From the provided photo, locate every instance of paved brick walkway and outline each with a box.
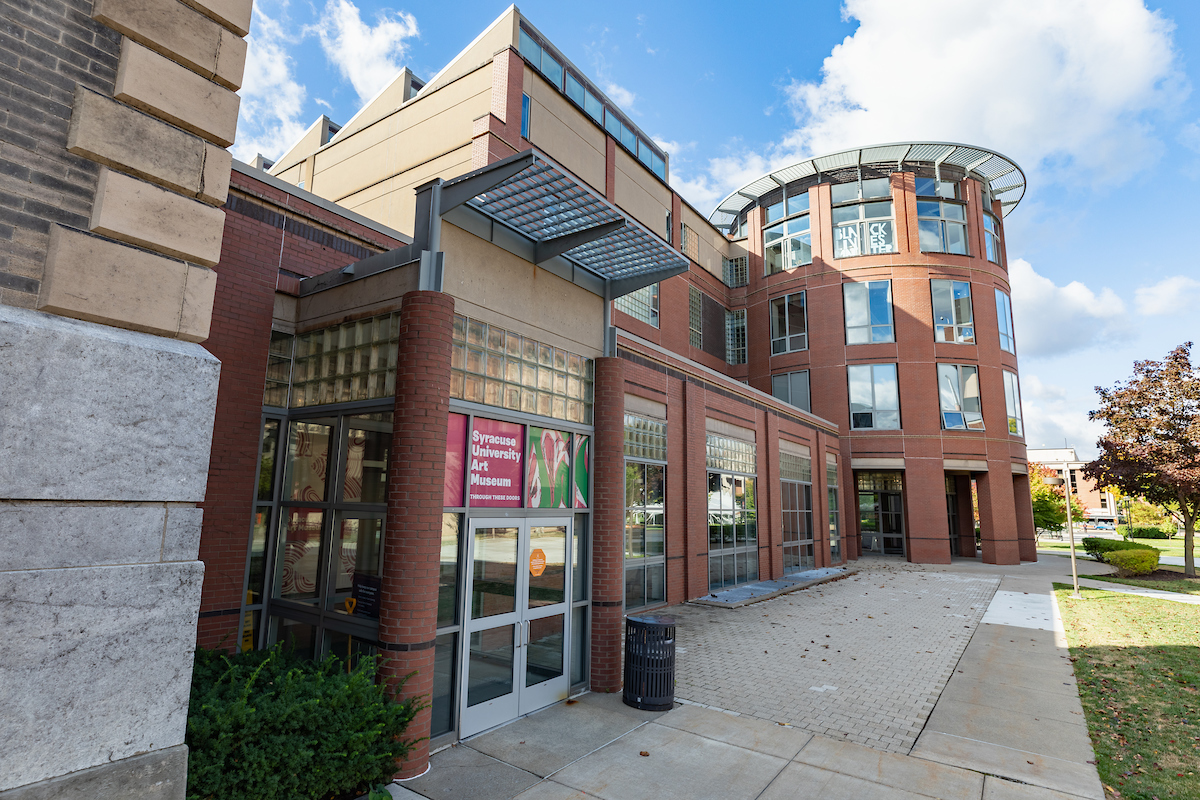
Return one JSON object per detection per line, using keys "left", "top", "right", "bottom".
{"left": 669, "top": 560, "right": 1001, "bottom": 753}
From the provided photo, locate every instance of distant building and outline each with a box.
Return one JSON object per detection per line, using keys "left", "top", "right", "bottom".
{"left": 1027, "top": 448, "right": 1117, "bottom": 525}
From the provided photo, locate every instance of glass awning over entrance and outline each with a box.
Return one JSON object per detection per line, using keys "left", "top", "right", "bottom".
{"left": 437, "top": 150, "right": 688, "bottom": 299}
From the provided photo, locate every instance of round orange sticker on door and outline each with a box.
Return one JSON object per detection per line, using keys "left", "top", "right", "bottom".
{"left": 529, "top": 548, "right": 547, "bottom": 577}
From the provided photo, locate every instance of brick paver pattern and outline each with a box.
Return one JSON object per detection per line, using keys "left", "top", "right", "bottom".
{"left": 669, "top": 561, "right": 1001, "bottom": 754}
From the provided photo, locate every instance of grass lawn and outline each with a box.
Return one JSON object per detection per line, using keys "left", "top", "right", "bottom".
{"left": 1085, "top": 572, "right": 1200, "bottom": 596}
{"left": 1039, "top": 537, "right": 1198, "bottom": 561}
{"left": 1055, "top": 585, "right": 1200, "bottom": 800}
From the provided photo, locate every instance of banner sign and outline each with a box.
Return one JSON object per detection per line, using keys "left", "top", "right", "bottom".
{"left": 574, "top": 434, "right": 590, "bottom": 508}
{"left": 527, "top": 427, "right": 572, "bottom": 508}
{"left": 469, "top": 418, "right": 523, "bottom": 507}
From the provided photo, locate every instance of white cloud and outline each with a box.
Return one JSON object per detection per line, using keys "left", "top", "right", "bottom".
{"left": 232, "top": 9, "right": 308, "bottom": 163}
{"left": 603, "top": 81, "right": 636, "bottom": 110}
{"left": 1021, "top": 386, "right": 1105, "bottom": 459}
{"left": 1134, "top": 275, "right": 1200, "bottom": 316}
{"left": 1021, "top": 375, "right": 1067, "bottom": 402}
{"left": 1009, "top": 259, "right": 1128, "bottom": 357}
{"left": 315, "top": 0, "right": 419, "bottom": 105}
{"left": 670, "top": 0, "right": 1183, "bottom": 212}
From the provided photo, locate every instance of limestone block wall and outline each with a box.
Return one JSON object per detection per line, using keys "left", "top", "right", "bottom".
{"left": 0, "top": 0, "right": 252, "bottom": 796}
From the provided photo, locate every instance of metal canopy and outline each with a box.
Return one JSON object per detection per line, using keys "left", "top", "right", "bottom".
{"left": 440, "top": 150, "right": 688, "bottom": 298}
{"left": 708, "top": 141, "right": 1026, "bottom": 229}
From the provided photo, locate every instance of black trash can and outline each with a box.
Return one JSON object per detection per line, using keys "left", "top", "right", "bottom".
{"left": 623, "top": 614, "right": 676, "bottom": 711}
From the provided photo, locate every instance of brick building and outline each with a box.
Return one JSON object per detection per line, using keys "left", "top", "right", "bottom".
{"left": 182, "top": 6, "right": 1037, "bottom": 779}
{"left": 1027, "top": 448, "right": 1118, "bottom": 526}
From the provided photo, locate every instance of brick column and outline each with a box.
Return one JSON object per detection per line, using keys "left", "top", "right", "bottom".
{"left": 904, "top": 457, "right": 952, "bottom": 564}
{"left": 683, "top": 380, "right": 709, "bottom": 598}
{"left": 378, "top": 290, "right": 455, "bottom": 779}
{"left": 1013, "top": 472, "right": 1037, "bottom": 562}
{"left": 954, "top": 475, "right": 976, "bottom": 557}
{"left": 590, "top": 355, "right": 626, "bottom": 692}
{"left": 977, "top": 466, "right": 1020, "bottom": 565}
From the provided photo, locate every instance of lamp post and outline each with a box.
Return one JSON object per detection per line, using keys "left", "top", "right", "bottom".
{"left": 1047, "top": 475, "right": 1082, "bottom": 598}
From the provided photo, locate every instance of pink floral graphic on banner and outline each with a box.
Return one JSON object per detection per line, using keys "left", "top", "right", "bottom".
{"left": 527, "top": 426, "right": 572, "bottom": 508}
{"left": 469, "top": 418, "right": 523, "bottom": 507}
{"left": 444, "top": 413, "right": 467, "bottom": 506}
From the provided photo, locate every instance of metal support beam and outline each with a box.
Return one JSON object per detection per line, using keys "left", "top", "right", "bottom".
{"left": 437, "top": 151, "right": 538, "bottom": 213}
{"left": 534, "top": 219, "right": 625, "bottom": 265}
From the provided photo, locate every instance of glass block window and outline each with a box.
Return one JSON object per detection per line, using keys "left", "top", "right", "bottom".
{"left": 771, "top": 371, "right": 810, "bottom": 412}
{"left": 706, "top": 434, "right": 756, "bottom": 473}
{"left": 931, "top": 280, "right": 975, "bottom": 343}
{"left": 689, "top": 286, "right": 702, "bottom": 348}
{"left": 996, "top": 289, "right": 1016, "bottom": 353}
{"left": 844, "top": 280, "right": 894, "bottom": 344}
{"left": 779, "top": 451, "right": 812, "bottom": 483}
{"left": 827, "top": 454, "right": 841, "bottom": 562}
{"left": 1004, "top": 371, "right": 1023, "bottom": 436}
{"left": 680, "top": 224, "right": 699, "bottom": 260}
{"left": 725, "top": 309, "right": 747, "bottom": 365}
{"left": 723, "top": 255, "right": 748, "bottom": 288}
{"left": 624, "top": 414, "right": 667, "bottom": 461}
{"left": 615, "top": 284, "right": 660, "bottom": 328}
{"left": 770, "top": 291, "right": 807, "bottom": 354}
{"left": 290, "top": 312, "right": 400, "bottom": 408}
{"left": 264, "top": 331, "right": 295, "bottom": 407}
{"left": 450, "top": 314, "right": 594, "bottom": 424}
{"left": 707, "top": 472, "right": 758, "bottom": 591}
{"left": 857, "top": 471, "right": 902, "bottom": 492}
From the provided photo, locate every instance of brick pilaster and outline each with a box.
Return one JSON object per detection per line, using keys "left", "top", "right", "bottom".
{"left": 590, "top": 355, "right": 625, "bottom": 692}
{"left": 378, "top": 290, "right": 455, "bottom": 778}
{"left": 977, "top": 465, "right": 1020, "bottom": 565}
{"left": 1013, "top": 472, "right": 1037, "bottom": 562}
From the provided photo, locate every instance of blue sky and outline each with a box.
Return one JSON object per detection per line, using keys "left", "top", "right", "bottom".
{"left": 235, "top": 0, "right": 1200, "bottom": 459}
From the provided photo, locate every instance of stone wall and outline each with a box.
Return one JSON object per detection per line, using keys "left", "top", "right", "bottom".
{"left": 0, "top": 0, "right": 252, "bottom": 796}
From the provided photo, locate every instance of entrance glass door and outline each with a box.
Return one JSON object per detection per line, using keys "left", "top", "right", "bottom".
{"left": 461, "top": 518, "right": 571, "bottom": 737}
{"left": 859, "top": 491, "right": 905, "bottom": 555}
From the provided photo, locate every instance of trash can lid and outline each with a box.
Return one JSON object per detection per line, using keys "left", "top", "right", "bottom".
{"left": 627, "top": 614, "right": 675, "bottom": 626}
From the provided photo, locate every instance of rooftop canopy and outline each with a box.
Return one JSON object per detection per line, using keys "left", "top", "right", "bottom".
{"left": 708, "top": 141, "right": 1025, "bottom": 231}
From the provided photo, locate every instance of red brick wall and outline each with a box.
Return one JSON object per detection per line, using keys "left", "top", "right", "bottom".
{"left": 591, "top": 356, "right": 626, "bottom": 692}
{"left": 196, "top": 168, "right": 405, "bottom": 651}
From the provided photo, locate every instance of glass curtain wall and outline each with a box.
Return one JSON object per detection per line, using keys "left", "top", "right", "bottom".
{"left": 706, "top": 434, "right": 758, "bottom": 591}
{"left": 624, "top": 414, "right": 667, "bottom": 610}
{"left": 780, "top": 450, "right": 814, "bottom": 573}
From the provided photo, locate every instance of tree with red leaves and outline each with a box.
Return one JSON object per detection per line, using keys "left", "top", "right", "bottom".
{"left": 1083, "top": 343, "right": 1200, "bottom": 576}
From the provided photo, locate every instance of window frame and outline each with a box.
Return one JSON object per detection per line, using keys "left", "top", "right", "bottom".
{"left": 916, "top": 199, "right": 968, "bottom": 255}
{"left": 624, "top": 459, "right": 666, "bottom": 611}
{"left": 995, "top": 289, "right": 1015, "bottom": 353}
{"left": 930, "top": 279, "right": 975, "bottom": 344}
{"left": 983, "top": 212, "right": 1002, "bottom": 263}
{"left": 936, "top": 363, "right": 984, "bottom": 430}
{"left": 769, "top": 291, "right": 808, "bottom": 355}
{"left": 847, "top": 363, "right": 900, "bottom": 430}
{"left": 771, "top": 370, "right": 811, "bottom": 412}
{"left": 726, "top": 309, "right": 747, "bottom": 365}
{"left": 520, "top": 94, "right": 530, "bottom": 139}
{"left": 830, "top": 177, "right": 896, "bottom": 259}
{"left": 1003, "top": 370, "right": 1023, "bottom": 436}
{"left": 843, "top": 280, "right": 894, "bottom": 344}
{"left": 614, "top": 284, "right": 660, "bottom": 329}
{"left": 763, "top": 190, "right": 812, "bottom": 274}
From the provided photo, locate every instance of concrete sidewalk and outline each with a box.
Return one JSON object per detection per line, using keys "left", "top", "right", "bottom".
{"left": 394, "top": 558, "right": 1108, "bottom": 800}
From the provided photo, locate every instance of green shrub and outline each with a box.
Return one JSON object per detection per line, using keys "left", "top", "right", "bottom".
{"left": 1081, "top": 537, "right": 1158, "bottom": 561}
{"left": 1104, "top": 547, "right": 1160, "bottom": 576}
{"left": 1126, "top": 526, "right": 1174, "bottom": 540}
{"left": 186, "top": 646, "right": 423, "bottom": 800}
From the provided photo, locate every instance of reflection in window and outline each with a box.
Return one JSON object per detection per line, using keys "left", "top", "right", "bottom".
{"left": 764, "top": 215, "right": 811, "bottom": 274}
{"left": 827, "top": 455, "right": 841, "bottom": 562}
{"left": 707, "top": 471, "right": 758, "bottom": 591}
{"left": 520, "top": 94, "right": 530, "bottom": 138}
{"left": 996, "top": 289, "right": 1016, "bottom": 353}
{"left": 780, "top": 451, "right": 814, "bottom": 574}
{"left": 983, "top": 213, "right": 1002, "bottom": 263}
{"left": 847, "top": 364, "right": 900, "bottom": 430}
{"left": 624, "top": 461, "right": 665, "bottom": 610}
{"left": 832, "top": 201, "right": 895, "bottom": 258}
{"left": 843, "top": 280, "right": 894, "bottom": 344}
{"left": 1004, "top": 371, "right": 1024, "bottom": 436}
{"left": 917, "top": 200, "right": 968, "bottom": 254}
{"left": 771, "top": 371, "right": 810, "bottom": 412}
{"left": 931, "top": 280, "right": 975, "bottom": 343}
{"left": 769, "top": 292, "right": 807, "bottom": 354}
{"left": 937, "top": 364, "right": 983, "bottom": 430}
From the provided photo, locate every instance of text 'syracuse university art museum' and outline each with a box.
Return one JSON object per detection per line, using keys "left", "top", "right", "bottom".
{"left": 0, "top": 3, "right": 1036, "bottom": 793}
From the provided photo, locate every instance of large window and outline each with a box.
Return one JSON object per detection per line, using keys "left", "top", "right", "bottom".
{"left": 831, "top": 178, "right": 895, "bottom": 258}
{"left": 771, "top": 371, "right": 810, "bottom": 412}
{"left": 707, "top": 434, "right": 757, "bottom": 591}
{"left": 769, "top": 291, "right": 807, "bottom": 354}
{"left": 827, "top": 454, "right": 841, "bottom": 562}
{"left": 726, "top": 309, "right": 746, "bottom": 365}
{"left": 917, "top": 200, "right": 967, "bottom": 254}
{"left": 764, "top": 191, "right": 811, "bottom": 274}
{"left": 520, "top": 94, "right": 530, "bottom": 139}
{"left": 723, "top": 255, "right": 748, "bottom": 288}
{"left": 847, "top": 363, "right": 900, "bottom": 430}
{"left": 996, "top": 289, "right": 1015, "bottom": 353}
{"left": 625, "top": 414, "right": 666, "bottom": 610}
{"left": 688, "top": 286, "right": 702, "bottom": 348}
{"left": 983, "top": 213, "right": 1001, "bottom": 263}
{"left": 615, "top": 284, "right": 659, "bottom": 328}
{"left": 937, "top": 364, "right": 983, "bottom": 430}
{"left": 780, "top": 450, "right": 813, "bottom": 574}
{"left": 843, "top": 280, "right": 894, "bottom": 344}
{"left": 1003, "top": 371, "right": 1023, "bottom": 436}
{"left": 931, "top": 279, "right": 975, "bottom": 343}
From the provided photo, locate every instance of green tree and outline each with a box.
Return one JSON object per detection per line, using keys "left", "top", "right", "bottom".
{"left": 1083, "top": 343, "right": 1200, "bottom": 576}
{"left": 1030, "top": 462, "right": 1086, "bottom": 532}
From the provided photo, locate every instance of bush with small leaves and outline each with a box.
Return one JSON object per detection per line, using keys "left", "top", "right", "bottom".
{"left": 1081, "top": 537, "right": 1158, "bottom": 562}
{"left": 1103, "top": 547, "right": 1160, "bottom": 576}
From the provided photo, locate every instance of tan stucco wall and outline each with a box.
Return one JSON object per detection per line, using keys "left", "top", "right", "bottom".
{"left": 613, "top": 147, "right": 671, "bottom": 239}
{"left": 681, "top": 203, "right": 732, "bottom": 279}
{"left": 442, "top": 222, "right": 603, "bottom": 357}
{"left": 340, "top": 145, "right": 474, "bottom": 235}
{"left": 524, "top": 67, "right": 606, "bottom": 193}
